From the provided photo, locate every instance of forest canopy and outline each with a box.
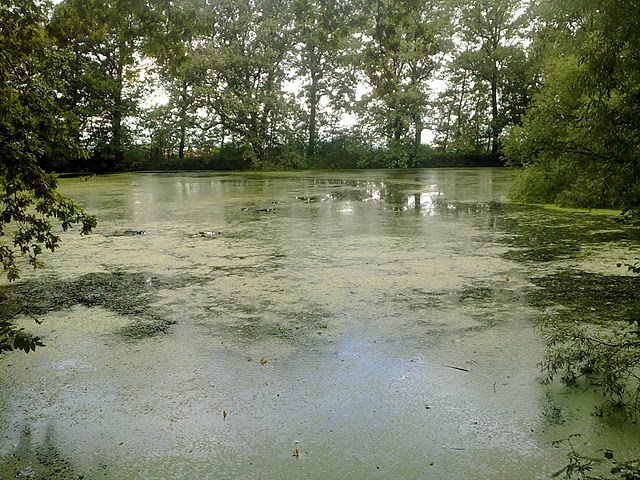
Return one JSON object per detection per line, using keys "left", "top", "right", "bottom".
{"left": 1, "top": 0, "right": 639, "bottom": 214}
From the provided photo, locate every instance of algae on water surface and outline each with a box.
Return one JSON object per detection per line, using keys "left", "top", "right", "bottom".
{"left": 1, "top": 169, "right": 639, "bottom": 480}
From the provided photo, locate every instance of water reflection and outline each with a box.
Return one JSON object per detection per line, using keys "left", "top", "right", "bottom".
{"left": 405, "top": 191, "right": 444, "bottom": 215}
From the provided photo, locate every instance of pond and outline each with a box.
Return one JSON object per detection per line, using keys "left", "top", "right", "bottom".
{"left": 1, "top": 168, "right": 639, "bottom": 479}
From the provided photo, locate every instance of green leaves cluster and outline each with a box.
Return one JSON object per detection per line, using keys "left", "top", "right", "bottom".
{"left": 1, "top": 0, "right": 538, "bottom": 170}
{"left": 0, "top": 315, "right": 44, "bottom": 354}
{"left": 431, "top": 0, "right": 534, "bottom": 155}
{"left": 551, "top": 435, "right": 640, "bottom": 480}
{"left": 538, "top": 315, "right": 640, "bottom": 416}
{"left": 504, "top": 0, "right": 640, "bottom": 212}
{"left": 1, "top": 0, "right": 97, "bottom": 352}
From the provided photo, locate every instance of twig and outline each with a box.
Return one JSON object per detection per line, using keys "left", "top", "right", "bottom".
{"left": 445, "top": 365, "right": 469, "bottom": 372}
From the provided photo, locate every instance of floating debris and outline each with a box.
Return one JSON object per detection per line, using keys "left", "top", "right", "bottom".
{"left": 111, "top": 230, "right": 147, "bottom": 237}
{"left": 188, "top": 231, "right": 221, "bottom": 238}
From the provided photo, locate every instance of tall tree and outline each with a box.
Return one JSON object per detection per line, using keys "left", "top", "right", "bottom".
{"left": 359, "top": 0, "right": 450, "bottom": 165}
{"left": 454, "top": 0, "right": 529, "bottom": 154}
{"left": 431, "top": 62, "right": 493, "bottom": 153}
{"left": 292, "top": 0, "right": 360, "bottom": 157}
{"left": 145, "top": 0, "right": 208, "bottom": 159}
{"left": 49, "top": 0, "right": 149, "bottom": 171}
{"left": 200, "top": 0, "right": 297, "bottom": 168}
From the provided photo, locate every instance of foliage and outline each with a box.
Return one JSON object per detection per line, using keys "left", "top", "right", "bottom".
{"left": 504, "top": 0, "right": 640, "bottom": 211}
{"left": 49, "top": 0, "right": 151, "bottom": 171}
{"left": 551, "top": 435, "right": 640, "bottom": 480}
{"left": 30, "top": 0, "right": 545, "bottom": 170}
{"left": 0, "top": 312, "right": 45, "bottom": 354}
{"left": 1, "top": 0, "right": 96, "bottom": 353}
{"left": 432, "top": 0, "right": 533, "bottom": 155}
{"left": 358, "top": 0, "right": 451, "bottom": 164}
{"left": 538, "top": 314, "right": 640, "bottom": 416}
{"left": 292, "top": 0, "right": 360, "bottom": 157}
{"left": 533, "top": 269, "right": 640, "bottom": 419}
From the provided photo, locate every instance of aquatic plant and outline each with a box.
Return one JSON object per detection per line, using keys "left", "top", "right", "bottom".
{"left": 532, "top": 270, "right": 640, "bottom": 417}
{"left": 539, "top": 266, "right": 640, "bottom": 479}
{"left": 538, "top": 315, "right": 640, "bottom": 416}
{"left": 552, "top": 435, "right": 640, "bottom": 480}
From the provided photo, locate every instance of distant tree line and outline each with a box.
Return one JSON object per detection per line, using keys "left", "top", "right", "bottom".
{"left": 7, "top": 0, "right": 532, "bottom": 172}
{"left": 2, "top": 0, "right": 640, "bottom": 211}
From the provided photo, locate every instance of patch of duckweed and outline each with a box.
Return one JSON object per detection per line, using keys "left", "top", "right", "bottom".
{"left": 458, "top": 284, "right": 494, "bottom": 301}
{"left": 0, "top": 272, "right": 152, "bottom": 318}
{"left": 394, "top": 288, "right": 444, "bottom": 310}
{"left": 199, "top": 300, "right": 332, "bottom": 342}
{"left": 495, "top": 205, "right": 640, "bottom": 263}
{"left": 0, "top": 271, "right": 189, "bottom": 338}
{"left": 228, "top": 317, "right": 296, "bottom": 341}
{"left": 541, "top": 393, "right": 567, "bottom": 426}
{"left": 527, "top": 270, "right": 640, "bottom": 325}
{"left": 117, "top": 315, "right": 178, "bottom": 339}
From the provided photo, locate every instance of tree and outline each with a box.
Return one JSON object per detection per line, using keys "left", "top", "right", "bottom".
{"left": 359, "top": 0, "right": 450, "bottom": 165}
{"left": 292, "top": 0, "right": 360, "bottom": 158}
{"left": 49, "top": 0, "right": 150, "bottom": 171}
{"left": 431, "top": 62, "right": 493, "bottom": 153}
{"left": 197, "top": 0, "right": 298, "bottom": 168}
{"left": 1, "top": 0, "right": 96, "bottom": 352}
{"left": 504, "top": 0, "right": 640, "bottom": 212}
{"left": 144, "top": 0, "right": 209, "bottom": 159}
{"left": 446, "top": 0, "right": 530, "bottom": 155}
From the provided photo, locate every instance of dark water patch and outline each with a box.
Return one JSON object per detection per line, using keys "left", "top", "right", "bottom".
{"left": 199, "top": 301, "right": 331, "bottom": 343}
{"left": 241, "top": 207, "right": 278, "bottom": 214}
{"left": 0, "top": 272, "right": 153, "bottom": 318}
{"left": 493, "top": 205, "right": 640, "bottom": 263}
{"left": 117, "top": 315, "right": 178, "bottom": 339}
{"left": 187, "top": 231, "right": 222, "bottom": 239}
{"left": 108, "top": 229, "right": 149, "bottom": 237}
{"left": 541, "top": 393, "right": 568, "bottom": 426}
{"left": 527, "top": 270, "right": 640, "bottom": 325}
{"left": 0, "top": 272, "right": 202, "bottom": 339}
{"left": 393, "top": 281, "right": 521, "bottom": 333}
{"left": 459, "top": 284, "right": 494, "bottom": 302}
{"left": 221, "top": 317, "right": 297, "bottom": 341}
{"left": 293, "top": 195, "right": 322, "bottom": 203}
{"left": 395, "top": 282, "right": 510, "bottom": 310}
{"left": 0, "top": 425, "right": 84, "bottom": 480}
{"left": 394, "top": 289, "right": 445, "bottom": 311}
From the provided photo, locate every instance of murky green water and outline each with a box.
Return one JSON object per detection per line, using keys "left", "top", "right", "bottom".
{"left": 1, "top": 168, "right": 639, "bottom": 479}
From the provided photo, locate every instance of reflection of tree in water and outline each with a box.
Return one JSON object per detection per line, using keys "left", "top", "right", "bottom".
{"left": 2, "top": 424, "right": 83, "bottom": 480}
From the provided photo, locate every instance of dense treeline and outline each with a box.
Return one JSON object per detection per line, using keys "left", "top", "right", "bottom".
{"left": 504, "top": 0, "right": 640, "bottom": 220}
{"left": 3, "top": 0, "right": 534, "bottom": 173}
{"left": 2, "top": 0, "right": 640, "bottom": 211}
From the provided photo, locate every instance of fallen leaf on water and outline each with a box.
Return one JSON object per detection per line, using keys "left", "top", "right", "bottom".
{"left": 223, "top": 410, "right": 227, "bottom": 420}
{"left": 260, "top": 358, "right": 268, "bottom": 365}
{"left": 292, "top": 448, "right": 300, "bottom": 458}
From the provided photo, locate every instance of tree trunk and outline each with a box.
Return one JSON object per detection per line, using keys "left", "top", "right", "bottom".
{"left": 307, "top": 47, "right": 319, "bottom": 158}
{"left": 178, "top": 78, "right": 188, "bottom": 159}
{"left": 111, "top": 48, "right": 125, "bottom": 169}
{"left": 413, "top": 114, "right": 422, "bottom": 155}
{"left": 490, "top": 62, "right": 499, "bottom": 154}
{"left": 308, "top": 71, "right": 318, "bottom": 157}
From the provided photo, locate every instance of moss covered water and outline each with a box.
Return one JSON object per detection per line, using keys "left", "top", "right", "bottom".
{"left": 1, "top": 168, "right": 639, "bottom": 479}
